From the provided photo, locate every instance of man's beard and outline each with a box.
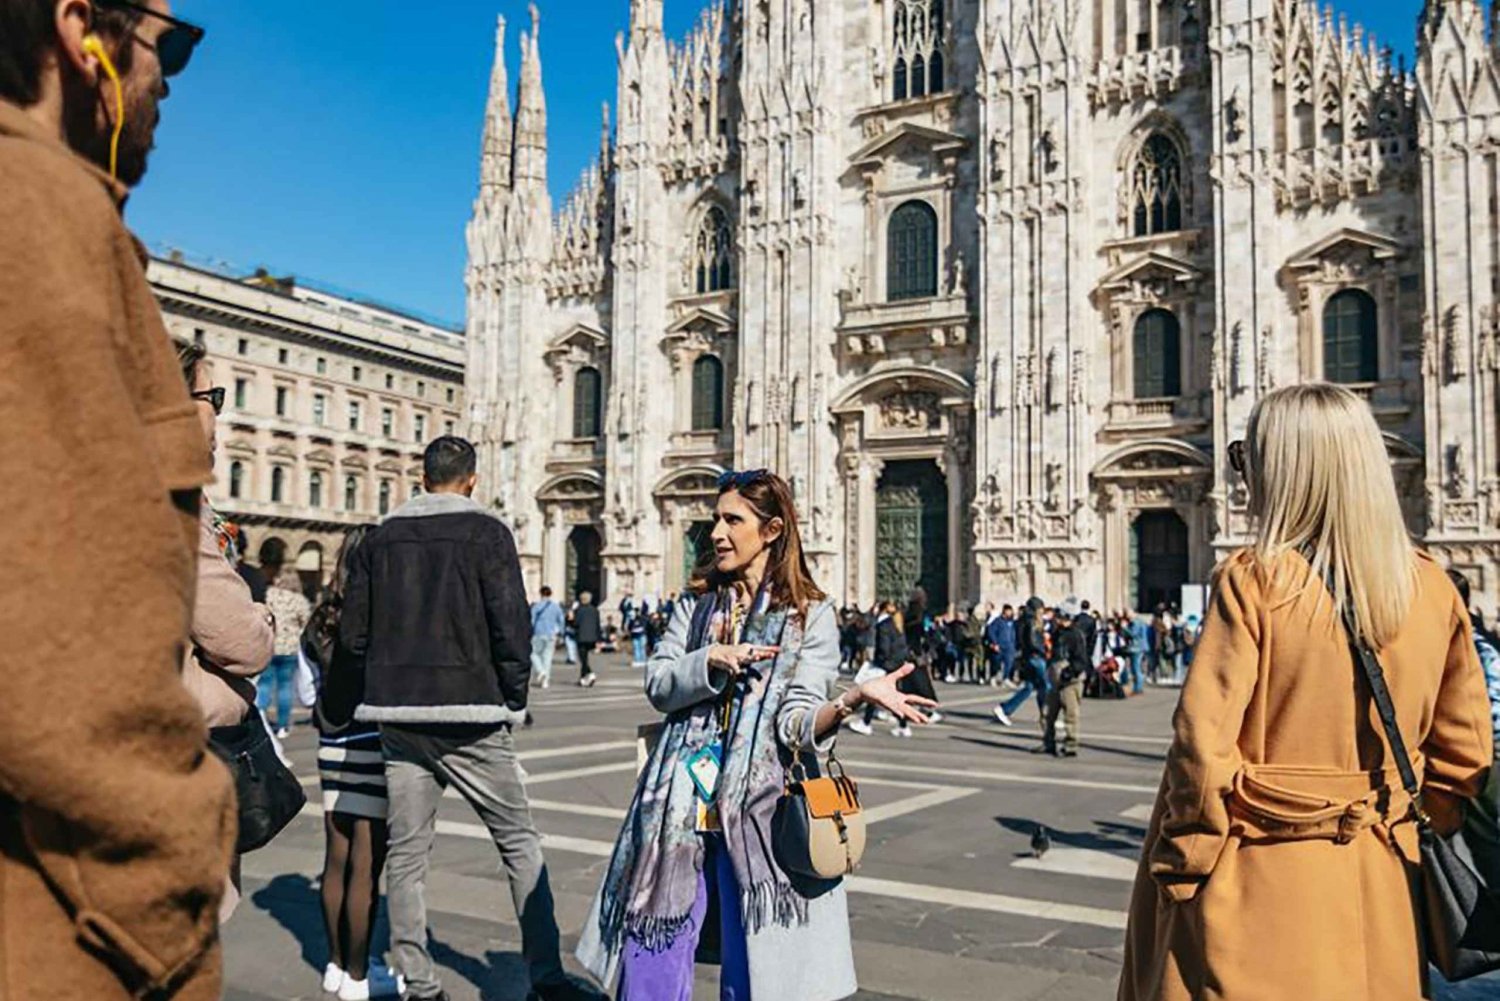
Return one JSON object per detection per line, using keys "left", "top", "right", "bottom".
{"left": 62, "top": 58, "right": 161, "bottom": 188}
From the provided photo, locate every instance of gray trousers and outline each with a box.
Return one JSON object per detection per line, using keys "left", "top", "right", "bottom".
{"left": 381, "top": 724, "right": 564, "bottom": 997}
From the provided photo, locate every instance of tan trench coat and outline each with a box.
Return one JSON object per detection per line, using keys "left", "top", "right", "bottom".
{"left": 1120, "top": 550, "right": 1492, "bottom": 1001}
{"left": 0, "top": 100, "right": 235, "bottom": 1000}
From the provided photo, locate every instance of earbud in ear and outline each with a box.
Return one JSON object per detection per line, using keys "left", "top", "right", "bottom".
{"left": 82, "top": 34, "right": 105, "bottom": 59}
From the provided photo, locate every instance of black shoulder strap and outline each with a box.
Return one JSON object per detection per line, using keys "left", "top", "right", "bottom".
{"left": 1344, "top": 615, "right": 1432, "bottom": 830}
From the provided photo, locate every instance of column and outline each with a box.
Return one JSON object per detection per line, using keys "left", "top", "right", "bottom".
{"left": 856, "top": 455, "right": 883, "bottom": 607}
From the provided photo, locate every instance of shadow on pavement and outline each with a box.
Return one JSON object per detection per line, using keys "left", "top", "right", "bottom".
{"left": 993, "top": 816, "right": 1145, "bottom": 858}
{"left": 428, "top": 937, "right": 529, "bottom": 1001}
{"left": 249, "top": 872, "right": 391, "bottom": 978}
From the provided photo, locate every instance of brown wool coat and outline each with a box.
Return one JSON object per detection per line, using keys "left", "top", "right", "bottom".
{"left": 1120, "top": 550, "right": 1493, "bottom": 1001}
{"left": 0, "top": 100, "right": 235, "bottom": 1000}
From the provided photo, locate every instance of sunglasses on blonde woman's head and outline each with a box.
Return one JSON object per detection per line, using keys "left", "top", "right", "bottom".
{"left": 1228, "top": 439, "right": 1247, "bottom": 475}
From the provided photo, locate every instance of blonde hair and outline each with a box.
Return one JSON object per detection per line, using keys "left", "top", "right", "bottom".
{"left": 1245, "top": 383, "right": 1416, "bottom": 648}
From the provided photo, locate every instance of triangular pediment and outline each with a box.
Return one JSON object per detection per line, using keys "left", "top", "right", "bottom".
{"left": 1098, "top": 252, "right": 1205, "bottom": 292}
{"left": 223, "top": 439, "right": 256, "bottom": 456}
{"left": 374, "top": 459, "right": 404, "bottom": 474}
{"left": 666, "top": 305, "right": 734, "bottom": 336}
{"left": 850, "top": 122, "right": 968, "bottom": 167}
{"left": 545, "top": 322, "right": 608, "bottom": 355}
{"left": 1285, "top": 228, "right": 1401, "bottom": 271}
{"left": 306, "top": 448, "right": 335, "bottom": 466}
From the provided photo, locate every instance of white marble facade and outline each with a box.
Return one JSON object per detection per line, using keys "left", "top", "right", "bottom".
{"left": 464, "top": 0, "right": 1500, "bottom": 615}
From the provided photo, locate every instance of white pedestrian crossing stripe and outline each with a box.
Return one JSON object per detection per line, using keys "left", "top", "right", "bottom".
{"left": 1011, "top": 846, "right": 1139, "bottom": 883}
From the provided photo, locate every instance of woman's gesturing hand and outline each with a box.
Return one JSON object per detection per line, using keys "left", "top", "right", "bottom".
{"left": 706, "top": 643, "right": 781, "bottom": 680}
{"left": 857, "top": 663, "right": 938, "bottom": 724}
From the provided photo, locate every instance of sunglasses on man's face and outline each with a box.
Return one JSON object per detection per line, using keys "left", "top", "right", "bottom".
{"left": 191, "top": 386, "right": 225, "bottom": 414}
{"left": 95, "top": 0, "right": 205, "bottom": 77}
{"left": 717, "top": 469, "right": 771, "bottom": 492}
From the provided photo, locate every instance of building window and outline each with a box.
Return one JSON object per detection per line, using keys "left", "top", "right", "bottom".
{"left": 348, "top": 400, "right": 361, "bottom": 431}
{"left": 691, "top": 356, "right": 725, "bottom": 431}
{"left": 237, "top": 338, "right": 248, "bottom": 356}
{"left": 193, "top": 327, "right": 206, "bottom": 346}
{"left": 352, "top": 365, "right": 362, "bottom": 382}
{"left": 381, "top": 407, "right": 394, "bottom": 437}
{"left": 417, "top": 380, "right": 426, "bottom": 397}
{"left": 275, "top": 386, "right": 289, "bottom": 417}
{"left": 891, "top": 0, "right": 948, "bottom": 101}
{"left": 573, "top": 367, "right": 603, "bottom": 438}
{"left": 1133, "top": 309, "right": 1182, "bottom": 398}
{"left": 234, "top": 378, "right": 248, "bottom": 410}
{"left": 271, "top": 466, "right": 285, "bottom": 503}
{"left": 385, "top": 373, "right": 394, "bottom": 390}
{"left": 278, "top": 348, "right": 288, "bottom": 365}
{"left": 229, "top": 461, "right": 244, "bottom": 499}
{"left": 313, "top": 393, "right": 327, "bottom": 426}
{"left": 411, "top": 481, "right": 422, "bottom": 497}
{"left": 316, "top": 357, "right": 327, "bottom": 375}
{"left": 1129, "top": 134, "right": 1184, "bottom": 237}
{"left": 414, "top": 414, "right": 426, "bottom": 443}
{"left": 446, "top": 387, "right": 455, "bottom": 403}
{"left": 693, "top": 206, "right": 733, "bottom": 293}
{"left": 378, "top": 480, "right": 391, "bottom": 515}
{"left": 309, "top": 471, "right": 324, "bottom": 508}
{"left": 444, "top": 419, "right": 455, "bottom": 436}
{"left": 344, "top": 476, "right": 358, "bottom": 512}
{"left": 1323, "top": 289, "right": 1378, "bottom": 384}
{"left": 887, "top": 200, "right": 939, "bottom": 301}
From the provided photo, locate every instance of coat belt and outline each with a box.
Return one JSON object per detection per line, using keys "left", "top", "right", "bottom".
{"left": 1226, "top": 763, "right": 1415, "bottom": 845}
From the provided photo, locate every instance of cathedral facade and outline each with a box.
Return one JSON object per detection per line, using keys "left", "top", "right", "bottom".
{"left": 464, "top": 0, "right": 1500, "bottom": 614}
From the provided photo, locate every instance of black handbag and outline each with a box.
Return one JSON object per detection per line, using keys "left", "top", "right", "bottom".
{"left": 1346, "top": 622, "right": 1500, "bottom": 981}
{"left": 208, "top": 707, "right": 307, "bottom": 853}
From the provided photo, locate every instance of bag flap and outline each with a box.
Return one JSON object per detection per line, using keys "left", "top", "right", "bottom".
{"left": 800, "top": 776, "right": 861, "bottom": 819}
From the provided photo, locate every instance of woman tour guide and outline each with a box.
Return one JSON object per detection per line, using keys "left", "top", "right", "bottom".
{"left": 1120, "top": 383, "right": 1493, "bottom": 999}
{"left": 578, "top": 469, "right": 935, "bottom": 1000}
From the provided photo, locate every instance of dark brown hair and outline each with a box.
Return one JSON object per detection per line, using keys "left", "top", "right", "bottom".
{"left": 0, "top": 1, "right": 137, "bottom": 106}
{"left": 688, "top": 471, "right": 826, "bottom": 615}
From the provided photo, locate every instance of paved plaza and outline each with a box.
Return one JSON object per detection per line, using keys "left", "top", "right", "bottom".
{"left": 221, "top": 653, "right": 1500, "bottom": 1001}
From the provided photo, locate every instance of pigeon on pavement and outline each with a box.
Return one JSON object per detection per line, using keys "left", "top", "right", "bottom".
{"left": 1031, "top": 824, "right": 1051, "bottom": 859}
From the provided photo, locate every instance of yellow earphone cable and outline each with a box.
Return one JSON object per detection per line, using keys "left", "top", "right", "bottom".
{"left": 84, "top": 36, "right": 124, "bottom": 180}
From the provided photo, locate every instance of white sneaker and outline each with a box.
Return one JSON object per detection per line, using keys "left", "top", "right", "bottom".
{"left": 943, "top": 673, "right": 957, "bottom": 684}
{"left": 846, "top": 718, "right": 874, "bottom": 736}
{"left": 891, "top": 725, "right": 912, "bottom": 738}
{"left": 338, "top": 967, "right": 401, "bottom": 1000}
{"left": 541, "top": 678, "right": 550, "bottom": 689}
{"left": 993, "top": 705, "right": 1014, "bottom": 727}
{"left": 926, "top": 711, "right": 943, "bottom": 724}
{"left": 323, "top": 963, "right": 344, "bottom": 993}
{"left": 275, "top": 727, "right": 291, "bottom": 740}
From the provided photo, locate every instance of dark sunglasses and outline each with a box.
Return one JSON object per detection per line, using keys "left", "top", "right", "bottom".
{"left": 191, "top": 386, "right": 226, "bottom": 414}
{"left": 1228, "top": 439, "right": 1246, "bottom": 475}
{"left": 95, "top": 0, "right": 205, "bottom": 77}
{"left": 717, "top": 469, "right": 771, "bottom": 492}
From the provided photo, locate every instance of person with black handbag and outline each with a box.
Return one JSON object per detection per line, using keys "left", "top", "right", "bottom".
{"left": 1120, "top": 383, "right": 1494, "bottom": 1000}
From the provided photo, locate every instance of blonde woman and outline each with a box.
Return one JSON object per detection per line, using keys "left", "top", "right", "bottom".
{"left": 1120, "top": 383, "right": 1493, "bottom": 1000}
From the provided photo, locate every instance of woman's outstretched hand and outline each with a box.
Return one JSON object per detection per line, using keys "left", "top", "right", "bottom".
{"left": 706, "top": 643, "right": 781, "bottom": 680}
{"left": 857, "top": 663, "right": 938, "bottom": 725}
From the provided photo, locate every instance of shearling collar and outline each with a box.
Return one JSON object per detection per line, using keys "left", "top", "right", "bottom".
{"left": 382, "top": 491, "right": 489, "bottom": 522}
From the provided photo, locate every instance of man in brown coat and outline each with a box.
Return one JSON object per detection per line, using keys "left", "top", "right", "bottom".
{"left": 0, "top": 2, "right": 234, "bottom": 999}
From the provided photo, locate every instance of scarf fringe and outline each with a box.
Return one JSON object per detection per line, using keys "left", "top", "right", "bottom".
{"left": 622, "top": 908, "right": 696, "bottom": 954}
{"left": 741, "top": 877, "right": 811, "bottom": 936}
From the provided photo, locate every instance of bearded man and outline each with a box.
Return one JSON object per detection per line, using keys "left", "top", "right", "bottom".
{"left": 0, "top": 3, "right": 233, "bottom": 1000}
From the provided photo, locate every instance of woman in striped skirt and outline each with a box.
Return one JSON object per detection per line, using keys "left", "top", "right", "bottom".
{"left": 303, "top": 525, "right": 397, "bottom": 1000}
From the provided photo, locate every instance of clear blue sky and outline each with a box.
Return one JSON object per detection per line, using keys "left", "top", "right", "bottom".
{"left": 131, "top": 1, "right": 1425, "bottom": 328}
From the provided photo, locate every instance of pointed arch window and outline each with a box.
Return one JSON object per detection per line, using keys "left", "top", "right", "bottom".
{"left": 573, "top": 366, "right": 602, "bottom": 438}
{"left": 691, "top": 356, "right": 725, "bottom": 431}
{"left": 887, "top": 200, "right": 939, "bottom": 301}
{"left": 693, "top": 206, "right": 733, "bottom": 294}
{"left": 1129, "top": 134, "right": 1184, "bottom": 237}
{"left": 1323, "top": 289, "right": 1378, "bottom": 384}
{"left": 1133, "top": 309, "right": 1182, "bottom": 398}
{"left": 890, "top": 0, "right": 948, "bottom": 101}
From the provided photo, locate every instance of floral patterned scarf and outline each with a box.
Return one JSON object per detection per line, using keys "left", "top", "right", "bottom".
{"left": 594, "top": 587, "right": 809, "bottom": 955}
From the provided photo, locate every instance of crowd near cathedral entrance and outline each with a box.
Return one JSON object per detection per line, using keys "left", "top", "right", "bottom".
{"left": 463, "top": 0, "right": 1500, "bottom": 616}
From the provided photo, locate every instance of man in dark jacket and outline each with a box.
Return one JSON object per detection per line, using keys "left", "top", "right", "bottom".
{"left": 986, "top": 604, "right": 1018, "bottom": 685}
{"left": 1076, "top": 599, "right": 1099, "bottom": 663}
{"left": 994, "top": 597, "right": 1052, "bottom": 730}
{"left": 1043, "top": 602, "right": 1091, "bottom": 757}
{"left": 571, "top": 590, "right": 601, "bottom": 687}
{"left": 341, "top": 437, "right": 594, "bottom": 1001}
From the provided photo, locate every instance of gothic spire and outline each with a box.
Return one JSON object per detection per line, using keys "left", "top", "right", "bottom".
{"left": 513, "top": 2, "right": 548, "bottom": 190}
{"left": 630, "top": 0, "right": 663, "bottom": 38}
{"left": 479, "top": 15, "right": 512, "bottom": 194}
{"left": 599, "top": 101, "right": 612, "bottom": 170}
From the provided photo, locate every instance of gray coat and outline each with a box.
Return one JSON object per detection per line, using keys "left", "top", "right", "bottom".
{"left": 576, "top": 597, "right": 859, "bottom": 1000}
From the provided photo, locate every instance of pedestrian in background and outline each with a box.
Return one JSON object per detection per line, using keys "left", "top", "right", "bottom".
{"left": 530, "top": 585, "right": 565, "bottom": 690}
{"left": 1128, "top": 612, "right": 1151, "bottom": 694}
{"left": 233, "top": 524, "right": 268, "bottom": 602}
{"left": 564, "top": 594, "right": 580, "bottom": 664}
{"left": 1120, "top": 383, "right": 1491, "bottom": 1000}
{"left": 0, "top": 2, "right": 233, "bottom": 993}
{"left": 1450, "top": 568, "right": 1500, "bottom": 891}
{"left": 993, "top": 597, "right": 1050, "bottom": 729}
{"left": 1042, "top": 602, "right": 1089, "bottom": 757}
{"left": 573, "top": 590, "right": 601, "bottom": 687}
{"left": 172, "top": 338, "right": 276, "bottom": 921}
{"left": 341, "top": 436, "right": 592, "bottom": 1001}
{"left": 301, "top": 525, "right": 399, "bottom": 1000}
{"left": 259, "top": 536, "right": 312, "bottom": 739}
{"left": 988, "top": 603, "right": 1018, "bottom": 686}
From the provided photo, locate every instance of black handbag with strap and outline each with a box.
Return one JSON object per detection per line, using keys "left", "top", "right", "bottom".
{"left": 1345, "top": 619, "right": 1500, "bottom": 981}
{"left": 208, "top": 706, "right": 307, "bottom": 854}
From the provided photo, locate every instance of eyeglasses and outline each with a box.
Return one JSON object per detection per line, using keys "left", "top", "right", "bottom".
{"left": 717, "top": 469, "right": 771, "bottom": 492}
{"left": 191, "top": 386, "right": 226, "bottom": 414}
{"left": 94, "top": 0, "right": 205, "bottom": 77}
{"left": 1228, "top": 439, "right": 1247, "bottom": 475}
